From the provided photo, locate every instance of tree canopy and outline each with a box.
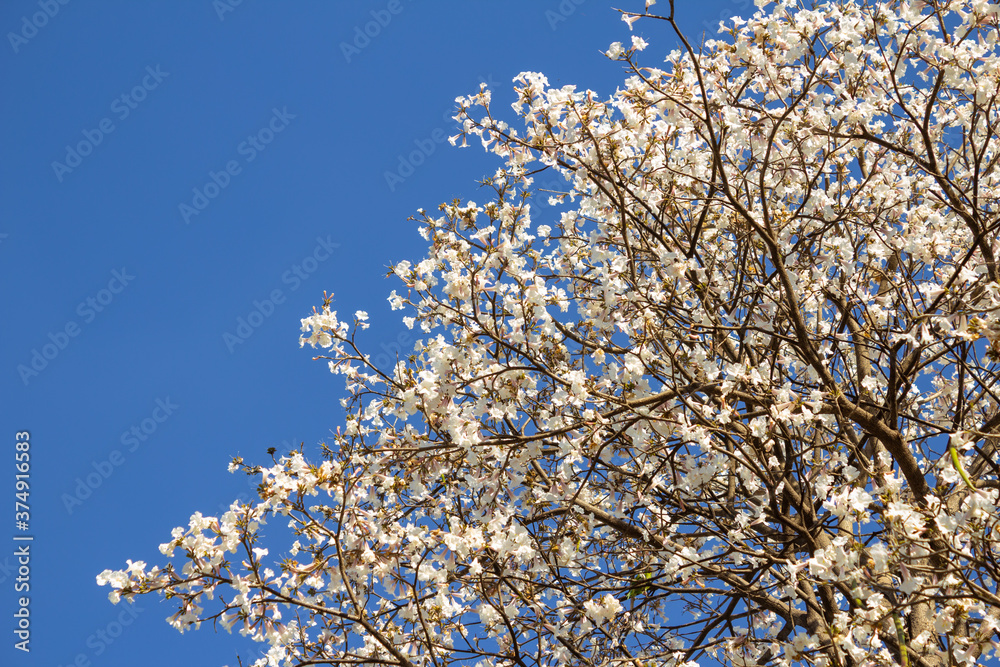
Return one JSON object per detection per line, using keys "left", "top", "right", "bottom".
{"left": 101, "top": 1, "right": 1000, "bottom": 665}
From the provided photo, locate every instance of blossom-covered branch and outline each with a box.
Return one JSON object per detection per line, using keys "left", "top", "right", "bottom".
{"left": 102, "top": 1, "right": 1000, "bottom": 665}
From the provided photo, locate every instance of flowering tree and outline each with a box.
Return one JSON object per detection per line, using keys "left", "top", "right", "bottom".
{"left": 100, "top": 1, "right": 1000, "bottom": 665}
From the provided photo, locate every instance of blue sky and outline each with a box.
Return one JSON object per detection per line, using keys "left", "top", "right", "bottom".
{"left": 2, "top": 1, "right": 750, "bottom": 665}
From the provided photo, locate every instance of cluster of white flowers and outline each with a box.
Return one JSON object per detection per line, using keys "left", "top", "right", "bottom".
{"left": 101, "top": 1, "right": 1000, "bottom": 666}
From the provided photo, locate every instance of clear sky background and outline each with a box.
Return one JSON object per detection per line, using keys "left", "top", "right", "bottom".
{"left": 3, "top": 1, "right": 751, "bottom": 665}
